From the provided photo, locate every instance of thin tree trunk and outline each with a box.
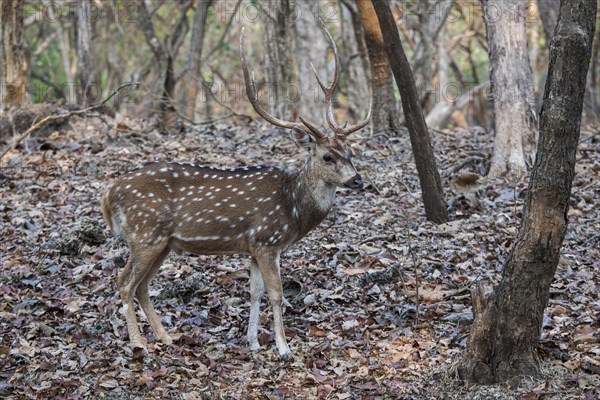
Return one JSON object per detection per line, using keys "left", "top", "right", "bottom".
{"left": 483, "top": 0, "right": 537, "bottom": 179}
{"left": 455, "top": 0, "right": 597, "bottom": 384}
{"left": 47, "top": 1, "right": 74, "bottom": 94}
{"left": 356, "top": 0, "right": 402, "bottom": 135}
{"left": 341, "top": 0, "right": 370, "bottom": 121}
{"left": 262, "top": 0, "right": 297, "bottom": 120}
{"left": 371, "top": 0, "right": 448, "bottom": 224}
{"left": 295, "top": 4, "right": 328, "bottom": 127}
{"left": 1, "top": 0, "right": 28, "bottom": 105}
{"left": 183, "top": 0, "right": 211, "bottom": 120}
{"left": 77, "top": 0, "right": 95, "bottom": 104}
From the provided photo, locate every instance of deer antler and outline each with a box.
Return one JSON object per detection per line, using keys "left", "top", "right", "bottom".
{"left": 311, "top": 19, "right": 372, "bottom": 138}
{"left": 240, "top": 28, "right": 327, "bottom": 141}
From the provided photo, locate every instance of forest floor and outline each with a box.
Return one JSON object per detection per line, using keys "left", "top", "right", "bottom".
{"left": 1, "top": 110, "right": 599, "bottom": 400}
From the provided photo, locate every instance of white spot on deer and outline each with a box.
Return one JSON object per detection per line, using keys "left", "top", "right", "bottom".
{"left": 194, "top": 171, "right": 200, "bottom": 176}
{"left": 204, "top": 174, "right": 209, "bottom": 178}
{"left": 212, "top": 174, "right": 218, "bottom": 179}
{"left": 238, "top": 191, "right": 245, "bottom": 195}
{"left": 275, "top": 204, "right": 281, "bottom": 211}
{"left": 137, "top": 211, "right": 143, "bottom": 217}
{"left": 214, "top": 202, "right": 221, "bottom": 207}
{"left": 135, "top": 172, "right": 142, "bottom": 177}
{"left": 173, "top": 172, "right": 179, "bottom": 178}
{"left": 235, "top": 174, "right": 240, "bottom": 178}
{"left": 206, "top": 191, "right": 212, "bottom": 196}
{"left": 183, "top": 171, "right": 190, "bottom": 177}
{"left": 238, "top": 216, "right": 245, "bottom": 222}
{"left": 283, "top": 224, "right": 289, "bottom": 232}
{"left": 215, "top": 188, "right": 221, "bottom": 192}
{"left": 160, "top": 167, "right": 168, "bottom": 172}
{"left": 230, "top": 204, "right": 237, "bottom": 208}
{"left": 227, "top": 176, "right": 234, "bottom": 180}
{"left": 187, "top": 191, "right": 193, "bottom": 195}
{"left": 196, "top": 218, "right": 204, "bottom": 223}
{"left": 148, "top": 193, "right": 154, "bottom": 197}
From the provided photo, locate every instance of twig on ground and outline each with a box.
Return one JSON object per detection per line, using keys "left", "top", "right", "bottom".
{"left": 0, "top": 82, "right": 139, "bottom": 160}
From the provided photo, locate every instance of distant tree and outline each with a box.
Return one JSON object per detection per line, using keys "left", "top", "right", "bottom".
{"left": 182, "top": 0, "right": 212, "bottom": 120}
{"left": 137, "top": 0, "right": 192, "bottom": 128}
{"left": 482, "top": 0, "right": 537, "bottom": 178}
{"left": 294, "top": 3, "right": 328, "bottom": 126}
{"left": 356, "top": 0, "right": 402, "bottom": 135}
{"left": 76, "top": 0, "right": 95, "bottom": 104}
{"left": 1, "top": 0, "right": 28, "bottom": 105}
{"left": 340, "top": 0, "right": 370, "bottom": 122}
{"left": 262, "top": 0, "right": 297, "bottom": 120}
{"left": 370, "top": 0, "right": 448, "bottom": 224}
{"left": 456, "top": 0, "right": 597, "bottom": 384}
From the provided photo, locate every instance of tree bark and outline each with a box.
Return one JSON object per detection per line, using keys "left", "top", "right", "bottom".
{"left": 262, "top": 0, "right": 297, "bottom": 120}
{"left": 456, "top": 0, "right": 597, "bottom": 385}
{"left": 537, "top": 0, "right": 598, "bottom": 127}
{"left": 77, "top": 0, "right": 95, "bottom": 104}
{"left": 356, "top": 0, "right": 402, "bottom": 136}
{"left": 1, "top": 0, "right": 28, "bottom": 105}
{"left": 371, "top": 0, "right": 448, "bottom": 224}
{"left": 483, "top": 0, "right": 537, "bottom": 179}
{"left": 295, "top": 3, "right": 328, "bottom": 127}
{"left": 182, "top": 0, "right": 211, "bottom": 120}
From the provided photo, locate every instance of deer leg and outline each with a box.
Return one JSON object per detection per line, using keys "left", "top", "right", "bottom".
{"left": 117, "top": 244, "right": 167, "bottom": 350}
{"left": 136, "top": 247, "right": 172, "bottom": 345}
{"left": 255, "top": 251, "right": 291, "bottom": 360}
{"left": 247, "top": 258, "right": 264, "bottom": 351}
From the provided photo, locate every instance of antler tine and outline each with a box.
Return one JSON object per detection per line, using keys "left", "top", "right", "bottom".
{"left": 314, "top": 19, "right": 371, "bottom": 138}
{"left": 240, "top": 27, "right": 304, "bottom": 132}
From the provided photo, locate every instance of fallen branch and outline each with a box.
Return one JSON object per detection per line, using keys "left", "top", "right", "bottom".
{"left": 0, "top": 82, "right": 139, "bottom": 160}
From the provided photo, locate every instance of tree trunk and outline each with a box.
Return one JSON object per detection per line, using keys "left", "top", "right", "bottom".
{"left": 1, "top": 0, "right": 28, "bottom": 105}
{"left": 456, "top": 0, "right": 597, "bottom": 385}
{"left": 47, "top": 2, "right": 74, "bottom": 98}
{"left": 77, "top": 0, "right": 95, "bottom": 104}
{"left": 340, "top": 0, "right": 370, "bottom": 121}
{"left": 182, "top": 0, "right": 211, "bottom": 120}
{"left": 538, "top": 0, "right": 598, "bottom": 127}
{"left": 295, "top": 4, "right": 328, "bottom": 127}
{"left": 356, "top": 0, "right": 402, "bottom": 135}
{"left": 137, "top": 0, "right": 191, "bottom": 128}
{"left": 262, "top": 0, "right": 297, "bottom": 120}
{"left": 370, "top": 0, "right": 448, "bottom": 224}
{"left": 408, "top": 0, "right": 455, "bottom": 111}
{"left": 483, "top": 0, "right": 537, "bottom": 179}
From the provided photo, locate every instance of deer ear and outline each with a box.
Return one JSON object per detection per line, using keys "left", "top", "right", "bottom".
{"left": 291, "top": 127, "right": 316, "bottom": 147}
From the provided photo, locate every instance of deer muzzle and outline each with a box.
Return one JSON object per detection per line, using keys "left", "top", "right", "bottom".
{"left": 344, "top": 174, "right": 364, "bottom": 189}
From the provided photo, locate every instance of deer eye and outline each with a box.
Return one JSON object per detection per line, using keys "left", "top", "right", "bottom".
{"left": 323, "top": 154, "right": 334, "bottom": 163}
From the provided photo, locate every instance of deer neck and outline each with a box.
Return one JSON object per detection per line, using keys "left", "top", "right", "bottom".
{"left": 290, "top": 160, "right": 336, "bottom": 237}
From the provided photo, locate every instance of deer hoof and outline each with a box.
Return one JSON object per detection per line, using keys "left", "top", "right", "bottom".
{"left": 249, "top": 342, "right": 261, "bottom": 351}
{"left": 279, "top": 350, "right": 293, "bottom": 361}
{"left": 157, "top": 333, "right": 173, "bottom": 345}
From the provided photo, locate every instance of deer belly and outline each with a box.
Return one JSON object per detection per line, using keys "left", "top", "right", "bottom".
{"left": 168, "top": 235, "right": 248, "bottom": 255}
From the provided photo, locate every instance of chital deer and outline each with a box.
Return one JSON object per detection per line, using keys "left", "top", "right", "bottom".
{"left": 101, "top": 24, "right": 370, "bottom": 360}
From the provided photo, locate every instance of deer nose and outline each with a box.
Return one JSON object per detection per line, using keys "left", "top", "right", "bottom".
{"left": 344, "top": 174, "right": 364, "bottom": 189}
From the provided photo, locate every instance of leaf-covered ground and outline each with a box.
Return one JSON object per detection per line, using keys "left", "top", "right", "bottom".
{"left": 1, "top": 113, "right": 599, "bottom": 399}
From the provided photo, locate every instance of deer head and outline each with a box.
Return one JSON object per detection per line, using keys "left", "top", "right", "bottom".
{"left": 239, "top": 21, "right": 371, "bottom": 191}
